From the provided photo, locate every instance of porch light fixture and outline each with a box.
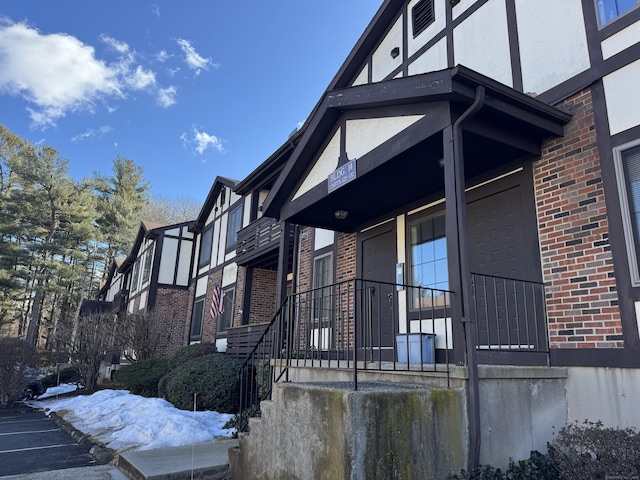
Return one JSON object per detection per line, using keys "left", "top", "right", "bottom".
{"left": 334, "top": 210, "right": 349, "bottom": 220}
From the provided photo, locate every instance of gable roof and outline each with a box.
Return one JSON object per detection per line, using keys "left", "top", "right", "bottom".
{"left": 192, "top": 176, "right": 239, "bottom": 232}
{"left": 262, "top": 66, "right": 570, "bottom": 232}
{"left": 119, "top": 220, "right": 192, "bottom": 272}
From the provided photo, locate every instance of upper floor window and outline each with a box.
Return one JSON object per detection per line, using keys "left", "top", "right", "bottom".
{"left": 226, "top": 204, "right": 243, "bottom": 250}
{"left": 142, "top": 248, "right": 153, "bottom": 284}
{"left": 615, "top": 141, "right": 640, "bottom": 284}
{"left": 189, "top": 299, "right": 204, "bottom": 342}
{"left": 131, "top": 259, "right": 141, "bottom": 293}
{"left": 199, "top": 226, "right": 213, "bottom": 267}
{"left": 596, "top": 0, "right": 639, "bottom": 25}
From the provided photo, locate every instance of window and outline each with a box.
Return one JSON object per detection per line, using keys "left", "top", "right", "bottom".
{"left": 226, "top": 204, "right": 243, "bottom": 250}
{"left": 408, "top": 213, "right": 449, "bottom": 309}
{"left": 142, "top": 248, "right": 153, "bottom": 284}
{"left": 615, "top": 142, "right": 640, "bottom": 284}
{"left": 313, "top": 253, "right": 334, "bottom": 322}
{"left": 199, "top": 227, "right": 213, "bottom": 267}
{"left": 412, "top": 0, "right": 434, "bottom": 37}
{"left": 131, "top": 259, "right": 141, "bottom": 292}
{"left": 217, "top": 286, "right": 235, "bottom": 332}
{"left": 190, "top": 299, "right": 204, "bottom": 341}
{"left": 596, "top": 0, "right": 639, "bottom": 25}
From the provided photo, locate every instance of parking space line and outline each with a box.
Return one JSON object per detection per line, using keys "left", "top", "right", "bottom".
{"left": 0, "top": 444, "right": 77, "bottom": 454}
{"left": 0, "top": 419, "right": 52, "bottom": 425}
{"left": 0, "top": 428, "right": 59, "bottom": 436}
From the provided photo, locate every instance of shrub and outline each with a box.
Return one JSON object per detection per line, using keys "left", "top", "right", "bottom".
{"left": 159, "top": 353, "right": 241, "bottom": 413}
{"left": 115, "top": 358, "right": 170, "bottom": 397}
{"left": 548, "top": 420, "right": 640, "bottom": 480}
{"left": 0, "top": 338, "right": 37, "bottom": 407}
{"left": 168, "top": 342, "right": 217, "bottom": 371}
{"left": 41, "top": 367, "right": 82, "bottom": 390}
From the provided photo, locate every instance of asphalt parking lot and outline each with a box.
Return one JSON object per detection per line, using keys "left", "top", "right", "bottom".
{"left": 0, "top": 407, "right": 95, "bottom": 477}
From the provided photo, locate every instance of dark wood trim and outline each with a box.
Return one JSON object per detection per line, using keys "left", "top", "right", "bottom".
{"left": 581, "top": 0, "right": 604, "bottom": 68}
{"left": 551, "top": 347, "right": 640, "bottom": 367}
{"left": 596, "top": 2, "right": 640, "bottom": 40}
{"left": 446, "top": 0, "right": 454, "bottom": 68}
{"left": 591, "top": 80, "right": 640, "bottom": 349}
{"left": 147, "top": 236, "right": 163, "bottom": 311}
{"left": 611, "top": 124, "right": 640, "bottom": 148}
{"left": 505, "top": 0, "right": 523, "bottom": 92}
{"left": 241, "top": 266, "right": 253, "bottom": 326}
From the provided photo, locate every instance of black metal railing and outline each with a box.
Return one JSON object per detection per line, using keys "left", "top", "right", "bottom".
{"left": 471, "top": 273, "right": 548, "bottom": 353}
{"left": 237, "top": 278, "right": 452, "bottom": 432}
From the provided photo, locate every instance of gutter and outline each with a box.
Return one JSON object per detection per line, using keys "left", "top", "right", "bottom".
{"left": 452, "top": 84, "right": 485, "bottom": 470}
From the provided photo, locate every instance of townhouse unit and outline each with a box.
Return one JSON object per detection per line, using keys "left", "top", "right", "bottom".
{"left": 229, "top": 0, "right": 640, "bottom": 478}
{"left": 93, "top": 220, "right": 195, "bottom": 366}
{"left": 187, "top": 137, "right": 298, "bottom": 356}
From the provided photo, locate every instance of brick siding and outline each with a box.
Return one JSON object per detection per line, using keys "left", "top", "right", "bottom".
{"left": 535, "top": 87, "right": 623, "bottom": 349}
{"left": 248, "top": 268, "right": 278, "bottom": 324}
{"left": 151, "top": 287, "right": 191, "bottom": 357}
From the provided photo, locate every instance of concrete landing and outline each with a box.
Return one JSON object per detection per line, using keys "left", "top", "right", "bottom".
{"left": 117, "top": 439, "right": 237, "bottom": 480}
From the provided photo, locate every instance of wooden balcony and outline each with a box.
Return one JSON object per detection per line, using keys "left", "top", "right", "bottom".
{"left": 235, "top": 217, "right": 294, "bottom": 268}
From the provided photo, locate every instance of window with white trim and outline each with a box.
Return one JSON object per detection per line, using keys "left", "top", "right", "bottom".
{"left": 226, "top": 204, "right": 243, "bottom": 250}
{"left": 217, "top": 286, "right": 235, "bottom": 332}
{"left": 190, "top": 299, "right": 204, "bottom": 341}
{"left": 615, "top": 141, "right": 640, "bottom": 284}
{"left": 596, "top": 0, "right": 639, "bottom": 25}
{"left": 408, "top": 213, "right": 449, "bottom": 309}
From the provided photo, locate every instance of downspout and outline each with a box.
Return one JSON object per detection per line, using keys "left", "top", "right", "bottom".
{"left": 452, "top": 84, "right": 485, "bottom": 470}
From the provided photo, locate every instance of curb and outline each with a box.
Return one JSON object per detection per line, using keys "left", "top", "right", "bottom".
{"left": 49, "top": 411, "right": 117, "bottom": 465}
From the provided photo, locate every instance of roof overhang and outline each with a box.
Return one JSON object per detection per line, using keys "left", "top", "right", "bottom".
{"left": 263, "top": 66, "right": 571, "bottom": 233}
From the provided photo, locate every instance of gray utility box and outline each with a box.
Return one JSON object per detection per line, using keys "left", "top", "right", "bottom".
{"left": 396, "top": 333, "right": 435, "bottom": 364}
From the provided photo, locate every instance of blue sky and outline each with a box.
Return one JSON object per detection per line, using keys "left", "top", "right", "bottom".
{"left": 0, "top": 1, "right": 382, "bottom": 203}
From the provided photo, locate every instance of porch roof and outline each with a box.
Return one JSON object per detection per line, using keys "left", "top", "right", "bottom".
{"left": 263, "top": 66, "right": 571, "bottom": 233}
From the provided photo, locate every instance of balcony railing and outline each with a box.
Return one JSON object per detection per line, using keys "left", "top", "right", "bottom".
{"left": 112, "top": 289, "right": 129, "bottom": 312}
{"left": 235, "top": 217, "right": 294, "bottom": 266}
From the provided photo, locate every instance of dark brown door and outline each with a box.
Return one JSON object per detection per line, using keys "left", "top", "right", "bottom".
{"left": 467, "top": 184, "right": 545, "bottom": 350}
{"left": 360, "top": 227, "right": 397, "bottom": 354}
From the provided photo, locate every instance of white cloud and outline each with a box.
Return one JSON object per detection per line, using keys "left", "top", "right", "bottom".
{"left": 71, "top": 125, "right": 113, "bottom": 143}
{"left": 127, "top": 65, "right": 156, "bottom": 90}
{"left": 151, "top": 4, "right": 160, "bottom": 17}
{"left": 0, "top": 20, "right": 176, "bottom": 129}
{"left": 156, "top": 50, "right": 171, "bottom": 63}
{"left": 176, "top": 38, "right": 217, "bottom": 76}
{"left": 181, "top": 127, "right": 225, "bottom": 155}
{"left": 100, "top": 35, "right": 130, "bottom": 55}
{"left": 157, "top": 85, "right": 177, "bottom": 108}
{"left": 71, "top": 125, "right": 112, "bottom": 143}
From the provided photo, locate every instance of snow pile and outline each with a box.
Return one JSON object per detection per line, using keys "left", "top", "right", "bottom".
{"left": 34, "top": 389, "right": 235, "bottom": 452}
{"left": 37, "top": 383, "right": 81, "bottom": 399}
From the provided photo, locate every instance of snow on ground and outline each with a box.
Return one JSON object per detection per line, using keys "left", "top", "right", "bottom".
{"left": 31, "top": 388, "right": 235, "bottom": 452}
{"left": 37, "top": 383, "right": 82, "bottom": 399}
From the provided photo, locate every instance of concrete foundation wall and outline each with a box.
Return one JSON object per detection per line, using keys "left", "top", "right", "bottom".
{"left": 477, "top": 366, "right": 568, "bottom": 469}
{"left": 231, "top": 382, "right": 468, "bottom": 480}
{"left": 565, "top": 366, "right": 640, "bottom": 428}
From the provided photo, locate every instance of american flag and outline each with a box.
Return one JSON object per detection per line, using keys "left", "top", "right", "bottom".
{"left": 210, "top": 284, "right": 224, "bottom": 318}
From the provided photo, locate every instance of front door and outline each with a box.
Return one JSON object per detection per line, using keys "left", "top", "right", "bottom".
{"left": 360, "top": 224, "right": 397, "bottom": 356}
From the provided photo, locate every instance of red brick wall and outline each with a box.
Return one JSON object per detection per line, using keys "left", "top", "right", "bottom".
{"left": 151, "top": 287, "right": 191, "bottom": 357}
{"left": 336, "top": 232, "right": 356, "bottom": 282}
{"left": 535, "top": 88, "right": 623, "bottom": 349}
{"left": 248, "top": 268, "right": 278, "bottom": 324}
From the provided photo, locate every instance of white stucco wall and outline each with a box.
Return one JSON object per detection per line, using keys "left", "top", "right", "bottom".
{"left": 372, "top": 15, "right": 403, "bottom": 82}
{"left": 516, "top": 0, "right": 589, "bottom": 95}
{"left": 601, "top": 18, "right": 640, "bottom": 59}
{"left": 603, "top": 60, "right": 640, "bottom": 135}
{"left": 293, "top": 129, "right": 341, "bottom": 200}
{"left": 453, "top": 0, "right": 512, "bottom": 87}
{"left": 345, "top": 115, "right": 424, "bottom": 161}
{"left": 408, "top": 37, "right": 447, "bottom": 76}
{"left": 177, "top": 241, "right": 192, "bottom": 286}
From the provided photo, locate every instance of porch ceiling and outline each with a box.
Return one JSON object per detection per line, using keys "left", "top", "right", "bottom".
{"left": 263, "top": 66, "right": 571, "bottom": 233}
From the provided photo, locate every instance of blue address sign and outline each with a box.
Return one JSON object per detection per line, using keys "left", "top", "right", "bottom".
{"left": 328, "top": 159, "right": 356, "bottom": 193}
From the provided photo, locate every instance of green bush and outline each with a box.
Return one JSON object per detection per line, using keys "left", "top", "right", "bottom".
{"left": 159, "top": 353, "right": 241, "bottom": 413}
{"left": 168, "top": 342, "right": 217, "bottom": 371}
{"left": 114, "top": 358, "right": 170, "bottom": 397}
{"left": 41, "top": 367, "right": 82, "bottom": 389}
{"left": 548, "top": 420, "right": 640, "bottom": 480}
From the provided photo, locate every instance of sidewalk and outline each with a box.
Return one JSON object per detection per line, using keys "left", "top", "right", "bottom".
{"left": 117, "top": 440, "right": 237, "bottom": 480}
